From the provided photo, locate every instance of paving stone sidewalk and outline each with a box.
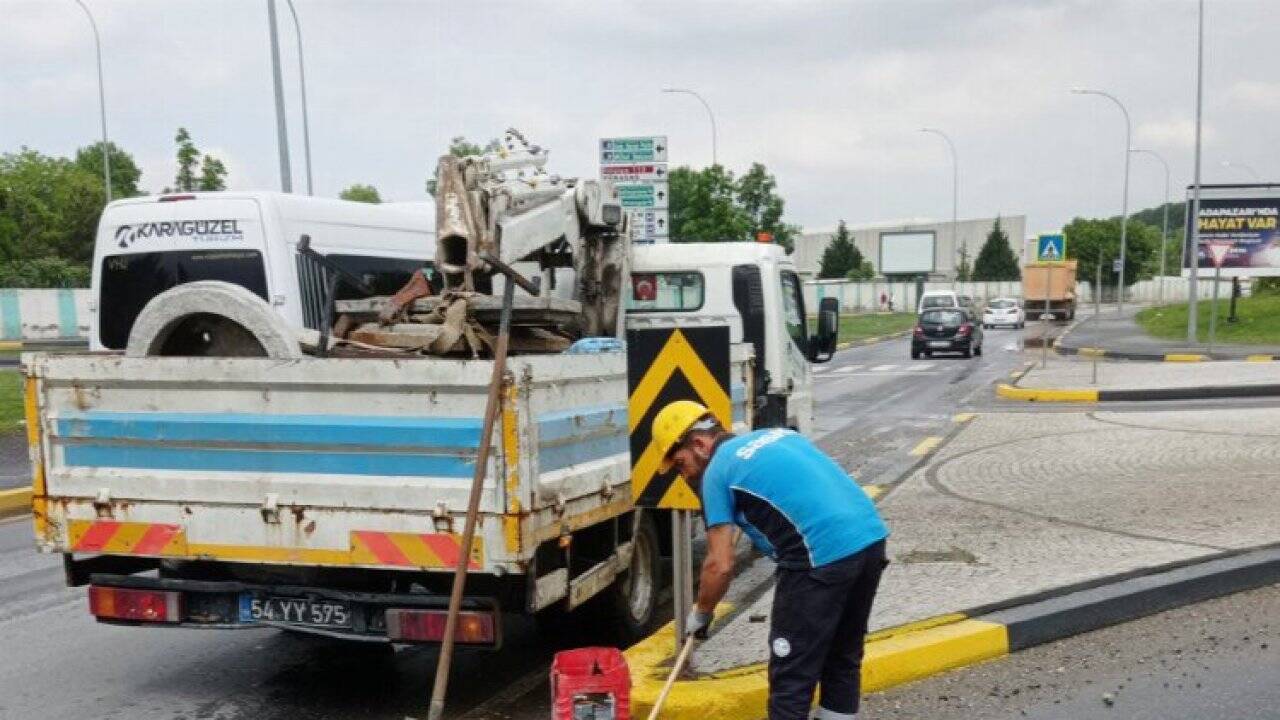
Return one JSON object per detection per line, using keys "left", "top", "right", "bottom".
{"left": 1016, "top": 357, "right": 1280, "bottom": 391}
{"left": 690, "top": 406, "right": 1280, "bottom": 674}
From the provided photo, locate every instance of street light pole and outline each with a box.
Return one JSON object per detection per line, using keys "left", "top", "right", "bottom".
{"left": 1131, "top": 148, "right": 1171, "bottom": 303}
{"left": 1187, "top": 0, "right": 1206, "bottom": 342}
{"left": 267, "top": 0, "right": 293, "bottom": 193}
{"left": 73, "top": 0, "right": 112, "bottom": 203}
{"left": 284, "top": 0, "right": 313, "bottom": 195}
{"left": 1219, "top": 160, "right": 1260, "bottom": 181}
{"left": 920, "top": 128, "right": 959, "bottom": 282}
{"left": 661, "top": 88, "right": 717, "bottom": 166}
{"left": 1072, "top": 88, "right": 1132, "bottom": 314}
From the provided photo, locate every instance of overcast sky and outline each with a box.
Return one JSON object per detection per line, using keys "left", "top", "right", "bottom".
{"left": 2, "top": 0, "right": 1277, "bottom": 238}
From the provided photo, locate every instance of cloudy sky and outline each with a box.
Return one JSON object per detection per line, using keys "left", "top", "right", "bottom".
{"left": 2, "top": 0, "right": 1276, "bottom": 237}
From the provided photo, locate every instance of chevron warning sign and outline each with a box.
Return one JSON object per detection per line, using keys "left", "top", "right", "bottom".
{"left": 627, "top": 326, "right": 731, "bottom": 509}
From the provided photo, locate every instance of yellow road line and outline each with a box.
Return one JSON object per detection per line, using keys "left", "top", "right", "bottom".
{"left": 910, "top": 436, "right": 943, "bottom": 456}
{"left": 996, "top": 383, "right": 1098, "bottom": 403}
{"left": 952, "top": 412, "right": 975, "bottom": 423}
{"left": 1164, "top": 353, "right": 1206, "bottom": 362}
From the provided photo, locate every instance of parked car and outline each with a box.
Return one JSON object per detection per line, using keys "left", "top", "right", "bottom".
{"left": 983, "top": 297, "right": 1025, "bottom": 329}
{"left": 917, "top": 290, "right": 963, "bottom": 314}
{"left": 912, "top": 308, "right": 983, "bottom": 359}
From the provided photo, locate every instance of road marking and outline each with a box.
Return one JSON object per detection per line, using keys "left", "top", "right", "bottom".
{"left": 870, "top": 364, "right": 897, "bottom": 372}
{"left": 833, "top": 365, "right": 862, "bottom": 373}
{"left": 910, "top": 436, "right": 943, "bottom": 456}
{"left": 952, "top": 413, "right": 976, "bottom": 423}
{"left": 914, "top": 363, "right": 935, "bottom": 371}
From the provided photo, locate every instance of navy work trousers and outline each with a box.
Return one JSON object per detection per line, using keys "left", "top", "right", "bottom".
{"left": 767, "top": 540, "right": 887, "bottom": 720}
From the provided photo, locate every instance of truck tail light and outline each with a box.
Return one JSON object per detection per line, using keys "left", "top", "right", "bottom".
{"left": 385, "top": 608, "right": 497, "bottom": 645}
{"left": 957, "top": 323, "right": 973, "bottom": 336}
{"left": 89, "top": 586, "right": 181, "bottom": 623}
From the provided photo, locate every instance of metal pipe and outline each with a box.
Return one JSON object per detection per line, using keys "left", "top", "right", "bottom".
{"left": 1187, "top": 0, "right": 1206, "bottom": 342}
{"left": 267, "top": 0, "right": 293, "bottom": 192}
{"left": 920, "top": 128, "right": 959, "bottom": 283}
{"left": 73, "top": 0, "right": 112, "bottom": 203}
{"left": 1072, "top": 88, "right": 1131, "bottom": 314}
{"left": 283, "top": 0, "right": 313, "bottom": 195}
{"left": 1131, "top": 149, "right": 1171, "bottom": 304}
{"left": 662, "top": 88, "right": 717, "bottom": 166}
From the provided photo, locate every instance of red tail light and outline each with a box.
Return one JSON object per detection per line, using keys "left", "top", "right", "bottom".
{"left": 913, "top": 326, "right": 924, "bottom": 337}
{"left": 89, "top": 586, "right": 181, "bottom": 623}
{"left": 385, "top": 608, "right": 498, "bottom": 645}
{"left": 957, "top": 323, "right": 973, "bottom": 336}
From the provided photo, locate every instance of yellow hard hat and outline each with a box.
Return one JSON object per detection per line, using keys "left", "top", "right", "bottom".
{"left": 652, "top": 400, "right": 713, "bottom": 474}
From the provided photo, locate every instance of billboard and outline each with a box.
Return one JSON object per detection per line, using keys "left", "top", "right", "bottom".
{"left": 879, "top": 231, "right": 935, "bottom": 274}
{"left": 1183, "top": 188, "right": 1280, "bottom": 277}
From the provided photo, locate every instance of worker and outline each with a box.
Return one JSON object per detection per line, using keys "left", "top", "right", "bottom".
{"left": 652, "top": 400, "right": 889, "bottom": 720}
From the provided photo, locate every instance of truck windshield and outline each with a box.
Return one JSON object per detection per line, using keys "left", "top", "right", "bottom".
{"left": 98, "top": 250, "right": 268, "bottom": 350}
{"left": 627, "top": 272, "right": 704, "bottom": 312}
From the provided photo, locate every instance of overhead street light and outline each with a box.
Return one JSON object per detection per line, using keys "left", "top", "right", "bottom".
{"left": 1072, "top": 87, "right": 1133, "bottom": 314}
{"left": 919, "top": 128, "right": 959, "bottom": 281}
{"left": 284, "top": 0, "right": 313, "bottom": 195}
{"left": 1219, "top": 160, "right": 1260, "bottom": 181}
{"left": 267, "top": 0, "right": 293, "bottom": 193}
{"left": 1130, "top": 148, "right": 1171, "bottom": 303}
{"left": 72, "top": 0, "right": 112, "bottom": 203}
{"left": 661, "top": 88, "right": 718, "bottom": 167}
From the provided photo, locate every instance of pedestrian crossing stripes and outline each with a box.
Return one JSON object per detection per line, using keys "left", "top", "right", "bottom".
{"left": 817, "top": 363, "right": 936, "bottom": 377}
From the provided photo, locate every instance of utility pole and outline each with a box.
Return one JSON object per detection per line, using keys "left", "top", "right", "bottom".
{"left": 284, "top": 0, "right": 313, "bottom": 195}
{"left": 661, "top": 88, "right": 717, "bottom": 167}
{"left": 1131, "top": 149, "right": 1171, "bottom": 304}
{"left": 73, "top": 0, "right": 112, "bottom": 203}
{"left": 1072, "top": 88, "right": 1132, "bottom": 314}
{"left": 920, "top": 128, "right": 959, "bottom": 284}
{"left": 1187, "top": 0, "right": 1206, "bottom": 342}
{"left": 267, "top": 0, "right": 293, "bottom": 193}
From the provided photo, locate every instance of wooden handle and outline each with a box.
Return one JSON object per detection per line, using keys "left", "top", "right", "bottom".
{"left": 647, "top": 636, "right": 697, "bottom": 720}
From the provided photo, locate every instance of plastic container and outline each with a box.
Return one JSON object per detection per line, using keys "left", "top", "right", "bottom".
{"left": 550, "top": 647, "right": 631, "bottom": 720}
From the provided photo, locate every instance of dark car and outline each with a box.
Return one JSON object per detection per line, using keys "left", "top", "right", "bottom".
{"left": 911, "top": 308, "right": 983, "bottom": 359}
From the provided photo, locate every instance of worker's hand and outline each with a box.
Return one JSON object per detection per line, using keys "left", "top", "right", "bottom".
{"left": 685, "top": 608, "right": 713, "bottom": 640}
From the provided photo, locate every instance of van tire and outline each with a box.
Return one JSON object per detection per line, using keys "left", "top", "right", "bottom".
{"left": 126, "top": 281, "right": 302, "bottom": 359}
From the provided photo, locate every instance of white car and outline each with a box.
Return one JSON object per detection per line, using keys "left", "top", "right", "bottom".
{"left": 983, "top": 298, "right": 1025, "bottom": 329}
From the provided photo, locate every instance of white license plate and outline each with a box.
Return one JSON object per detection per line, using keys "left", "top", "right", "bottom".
{"left": 929, "top": 341, "right": 951, "bottom": 348}
{"left": 239, "top": 595, "right": 352, "bottom": 627}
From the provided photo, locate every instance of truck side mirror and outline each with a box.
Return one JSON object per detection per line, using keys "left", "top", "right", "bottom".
{"left": 809, "top": 297, "right": 839, "bottom": 363}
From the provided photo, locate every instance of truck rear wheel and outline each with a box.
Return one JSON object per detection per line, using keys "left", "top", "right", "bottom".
{"left": 606, "top": 513, "right": 660, "bottom": 644}
{"left": 126, "top": 281, "right": 302, "bottom": 359}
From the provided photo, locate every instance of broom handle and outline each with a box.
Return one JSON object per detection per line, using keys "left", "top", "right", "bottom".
{"left": 647, "top": 635, "right": 696, "bottom": 720}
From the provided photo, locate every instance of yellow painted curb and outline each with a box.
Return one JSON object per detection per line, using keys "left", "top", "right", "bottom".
{"left": 996, "top": 383, "right": 1098, "bottom": 403}
{"left": 1164, "top": 353, "right": 1206, "bottom": 362}
{"left": 0, "top": 486, "right": 33, "bottom": 517}
{"left": 1246, "top": 355, "right": 1275, "bottom": 362}
{"left": 0, "top": 341, "right": 21, "bottom": 351}
{"left": 910, "top": 436, "right": 942, "bottom": 456}
{"left": 861, "top": 484, "right": 885, "bottom": 501}
{"left": 1077, "top": 347, "right": 1107, "bottom": 357}
{"left": 952, "top": 412, "right": 975, "bottom": 424}
{"left": 627, "top": 614, "right": 1009, "bottom": 720}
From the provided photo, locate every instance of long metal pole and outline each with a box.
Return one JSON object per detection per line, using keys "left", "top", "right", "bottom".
{"left": 1187, "top": 0, "right": 1205, "bottom": 342}
{"left": 921, "top": 129, "right": 959, "bottom": 282}
{"left": 74, "top": 0, "right": 112, "bottom": 203}
{"left": 1072, "top": 89, "right": 1132, "bottom": 313}
{"left": 662, "top": 88, "right": 717, "bottom": 166}
{"left": 283, "top": 0, "right": 313, "bottom": 195}
{"left": 267, "top": 0, "right": 293, "bottom": 193}
{"left": 1208, "top": 263, "right": 1220, "bottom": 353}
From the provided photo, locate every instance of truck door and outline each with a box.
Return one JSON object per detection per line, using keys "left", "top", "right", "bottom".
{"left": 777, "top": 270, "right": 813, "bottom": 433}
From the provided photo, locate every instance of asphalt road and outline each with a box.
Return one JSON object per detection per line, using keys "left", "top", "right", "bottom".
{"left": 864, "top": 581, "right": 1280, "bottom": 720}
{"left": 0, "top": 331, "right": 1030, "bottom": 719}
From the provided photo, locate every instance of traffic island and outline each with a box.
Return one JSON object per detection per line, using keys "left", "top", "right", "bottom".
{"left": 998, "top": 358, "right": 1280, "bottom": 402}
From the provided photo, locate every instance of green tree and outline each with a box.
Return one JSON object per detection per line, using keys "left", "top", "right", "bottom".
{"left": 198, "top": 155, "right": 227, "bottom": 191}
{"left": 0, "top": 257, "right": 90, "bottom": 287}
{"left": 174, "top": 127, "right": 199, "bottom": 192}
{"left": 1062, "top": 216, "right": 1160, "bottom": 287}
{"left": 818, "top": 220, "right": 863, "bottom": 278}
{"left": 425, "top": 136, "right": 502, "bottom": 195}
{"left": 668, "top": 165, "right": 750, "bottom": 242}
{"left": 955, "top": 243, "right": 972, "bottom": 281}
{"left": 736, "top": 163, "right": 799, "bottom": 252}
{"left": 74, "top": 141, "right": 142, "bottom": 199}
{"left": 340, "top": 184, "right": 382, "bottom": 203}
{"left": 0, "top": 148, "right": 102, "bottom": 265}
{"left": 972, "top": 216, "right": 1022, "bottom": 280}
{"left": 846, "top": 259, "right": 875, "bottom": 281}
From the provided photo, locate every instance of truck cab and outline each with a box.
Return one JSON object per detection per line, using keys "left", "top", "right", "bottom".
{"left": 627, "top": 242, "right": 830, "bottom": 433}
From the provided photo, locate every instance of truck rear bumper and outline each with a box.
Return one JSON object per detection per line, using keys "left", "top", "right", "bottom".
{"left": 84, "top": 571, "right": 502, "bottom": 647}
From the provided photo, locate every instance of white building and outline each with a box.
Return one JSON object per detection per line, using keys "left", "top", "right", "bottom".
{"left": 794, "top": 215, "right": 1027, "bottom": 281}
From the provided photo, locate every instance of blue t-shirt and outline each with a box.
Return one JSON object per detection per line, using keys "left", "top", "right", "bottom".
{"left": 700, "top": 428, "right": 888, "bottom": 569}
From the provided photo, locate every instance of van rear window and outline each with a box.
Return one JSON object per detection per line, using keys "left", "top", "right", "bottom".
{"left": 98, "top": 250, "right": 268, "bottom": 350}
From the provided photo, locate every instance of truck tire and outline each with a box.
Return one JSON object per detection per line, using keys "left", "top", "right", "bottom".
{"left": 126, "top": 281, "right": 302, "bottom": 359}
{"left": 606, "top": 513, "right": 661, "bottom": 644}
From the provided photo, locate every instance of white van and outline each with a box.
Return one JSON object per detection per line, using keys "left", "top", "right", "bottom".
{"left": 917, "top": 290, "right": 963, "bottom": 314}
{"left": 89, "top": 192, "right": 435, "bottom": 351}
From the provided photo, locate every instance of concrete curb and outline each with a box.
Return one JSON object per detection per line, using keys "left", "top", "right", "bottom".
{"left": 1054, "top": 344, "right": 1278, "bottom": 363}
{"left": 997, "top": 382, "right": 1280, "bottom": 403}
{"left": 626, "top": 543, "right": 1280, "bottom": 720}
{"left": 835, "top": 328, "right": 912, "bottom": 352}
{"left": 0, "top": 486, "right": 32, "bottom": 519}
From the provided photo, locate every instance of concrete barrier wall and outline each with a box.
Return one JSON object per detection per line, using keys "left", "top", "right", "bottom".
{"left": 0, "top": 289, "right": 90, "bottom": 341}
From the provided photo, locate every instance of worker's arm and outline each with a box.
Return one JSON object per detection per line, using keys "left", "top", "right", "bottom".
{"left": 695, "top": 524, "right": 737, "bottom": 613}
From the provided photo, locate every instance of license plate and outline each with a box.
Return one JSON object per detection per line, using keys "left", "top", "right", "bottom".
{"left": 929, "top": 341, "right": 951, "bottom": 348}
{"left": 239, "top": 594, "right": 352, "bottom": 628}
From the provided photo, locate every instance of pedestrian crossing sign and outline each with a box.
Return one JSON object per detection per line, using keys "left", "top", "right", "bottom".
{"left": 1037, "top": 234, "right": 1065, "bottom": 262}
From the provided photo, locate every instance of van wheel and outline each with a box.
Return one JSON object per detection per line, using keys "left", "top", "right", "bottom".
{"left": 606, "top": 514, "right": 661, "bottom": 644}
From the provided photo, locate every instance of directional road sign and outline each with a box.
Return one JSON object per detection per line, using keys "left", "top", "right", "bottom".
{"left": 1113, "top": 258, "right": 1123, "bottom": 274}
{"left": 600, "top": 163, "right": 668, "bottom": 183}
{"left": 618, "top": 181, "right": 669, "bottom": 209}
{"left": 1037, "top": 234, "right": 1065, "bottom": 262}
{"left": 601, "top": 136, "right": 668, "bottom": 164}
{"left": 630, "top": 209, "right": 669, "bottom": 242}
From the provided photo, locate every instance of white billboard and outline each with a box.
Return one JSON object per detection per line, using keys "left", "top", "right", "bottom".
{"left": 879, "top": 231, "right": 935, "bottom": 274}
